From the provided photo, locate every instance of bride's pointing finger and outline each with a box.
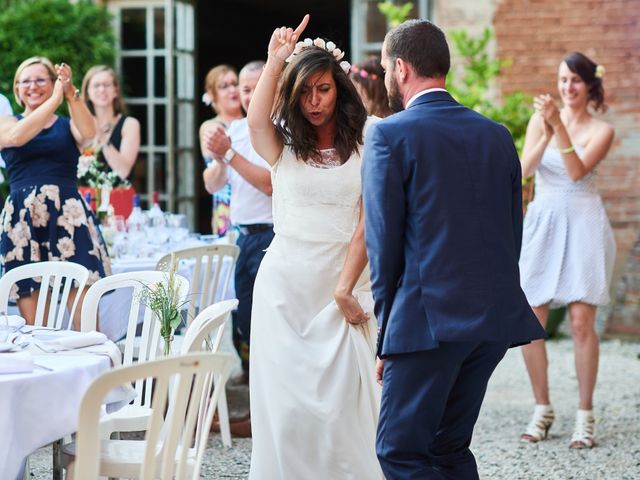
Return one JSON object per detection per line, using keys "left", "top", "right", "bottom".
{"left": 293, "top": 13, "right": 310, "bottom": 37}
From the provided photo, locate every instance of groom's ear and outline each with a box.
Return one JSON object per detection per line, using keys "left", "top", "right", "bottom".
{"left": 395, "top": 57, "right": 410, "bottom": 84}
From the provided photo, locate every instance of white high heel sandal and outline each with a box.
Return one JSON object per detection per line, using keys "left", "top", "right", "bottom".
{"left": 521, "top": 404, "right": 555, "bottom": 443}
{"left": 570, "top": 409, "right": 595, "bottom": 449}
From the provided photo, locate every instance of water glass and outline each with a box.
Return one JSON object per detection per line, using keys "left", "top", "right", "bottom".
{"left": 0, "top": 311, "right": 10, "bottom": 343}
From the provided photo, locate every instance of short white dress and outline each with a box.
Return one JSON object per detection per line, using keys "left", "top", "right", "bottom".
{"left": 519, "top": 146, "right": 616, "bottom": 307}
{"left": 249, "top": 122, "right": 383, "bottom": 479}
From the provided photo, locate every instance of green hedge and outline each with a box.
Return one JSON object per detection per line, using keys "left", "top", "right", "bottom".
{"left": 0, "top": 0, "right": 115, "bottom": 111}
{"left": 0, "top": 0, "right": 116, "bottom": 197}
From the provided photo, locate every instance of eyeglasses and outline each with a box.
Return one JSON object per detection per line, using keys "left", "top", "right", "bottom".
{"left": 90, "top": 82, "right": 115, "bottom": 90}
{"left": 18, "top": 78, "right": 52, "bottom": 88}
{"left": 217, "top": 81, "right": 238, "bottom": 91}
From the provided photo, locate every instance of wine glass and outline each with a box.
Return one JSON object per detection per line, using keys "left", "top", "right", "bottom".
{"left": 167, "top": 213, "right": 189, "bottom": 244}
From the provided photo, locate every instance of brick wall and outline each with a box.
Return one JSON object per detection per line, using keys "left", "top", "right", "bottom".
{"left": 437, "top": 0, "right": 640, "bottom": 333}
{"left": 493, "top": 0, "right": 640, "bottom": 333}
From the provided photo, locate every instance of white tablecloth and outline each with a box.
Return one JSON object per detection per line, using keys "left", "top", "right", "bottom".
{"left": 0, "top": 352, "right": 113, "bottom": 480}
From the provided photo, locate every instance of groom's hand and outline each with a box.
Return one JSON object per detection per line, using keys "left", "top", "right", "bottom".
{"left": 376, "top": 358, "right": 384, "bottom": 385}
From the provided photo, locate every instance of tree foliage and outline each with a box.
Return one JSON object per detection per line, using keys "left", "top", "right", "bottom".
{"left": 446, "top": 28, "right": 532, "bottom": 154}
{"left": 378, "top": 1, "right": 415, "bottom": 28}
{"left": 0, "top": 0, "right": 115, "bottom": 111}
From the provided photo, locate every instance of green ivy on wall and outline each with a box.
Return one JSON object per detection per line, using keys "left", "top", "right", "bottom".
{"left": 446, "top": 28, "right": 532, "bottom": 155}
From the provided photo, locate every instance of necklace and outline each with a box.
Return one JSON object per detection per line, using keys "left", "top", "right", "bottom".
{"left": 101, "top": 121, "right": 114, "bottom": 135}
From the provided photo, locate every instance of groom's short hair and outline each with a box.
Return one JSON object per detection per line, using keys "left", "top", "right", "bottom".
{"left": 384, "top": 19, "right": 450, "bottom": 79}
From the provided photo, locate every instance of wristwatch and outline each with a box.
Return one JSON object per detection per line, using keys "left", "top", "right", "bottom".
{"left": 222, "top": 147, "right": 236, "bottom": 165}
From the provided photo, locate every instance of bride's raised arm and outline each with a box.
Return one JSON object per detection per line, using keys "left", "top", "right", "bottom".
{"left": 247, "top": 14, "right": 309, "bottom": 165}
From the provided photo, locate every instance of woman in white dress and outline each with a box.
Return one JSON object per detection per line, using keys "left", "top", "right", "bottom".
{"left": 519, "top": 52, "right": 615, "bottom": 449}
{"left": 246, "top": 15, "right": 383, "bottom": 479}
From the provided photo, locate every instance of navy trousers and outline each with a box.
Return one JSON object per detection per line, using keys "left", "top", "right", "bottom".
{"left": 233, "top": 228, "right": 274, "bottom": 346}
{"left": 377, "top": 341, "right": 510, "bottom": 479}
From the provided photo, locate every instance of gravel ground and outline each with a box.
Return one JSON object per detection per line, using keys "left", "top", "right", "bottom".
{"left": 28, "top": 338, "right": 640, "bottom": 479}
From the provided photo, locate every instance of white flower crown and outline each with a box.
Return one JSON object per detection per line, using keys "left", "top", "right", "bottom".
{"left": 594, "top": 64, "right": 605, "bottom": 79}
{"left": 285, "top": 37, "right": 351, "bottom": 74}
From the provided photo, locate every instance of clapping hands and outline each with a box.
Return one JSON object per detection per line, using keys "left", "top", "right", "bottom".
{"left": 203, "top": 125, "right": 231, "bottom": 161}
{"left": 54, "top": 63, "right": 77, "bottom": 101}
{"left": 534, "top": 94, "right": 561, "bottom": 136}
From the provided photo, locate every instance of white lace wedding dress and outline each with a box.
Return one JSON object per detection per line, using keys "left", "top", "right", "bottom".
{"left": 249, "top": 124, "right": 382, "bottom": 479}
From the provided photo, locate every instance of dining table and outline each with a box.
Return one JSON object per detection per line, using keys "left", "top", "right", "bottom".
{"left": 0, "top": 329, "right": 130, "bottom": 480}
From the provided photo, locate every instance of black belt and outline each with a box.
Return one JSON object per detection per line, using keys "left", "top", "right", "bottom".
{"left": 237, "top": 223, "right": 273, "bottom": 235}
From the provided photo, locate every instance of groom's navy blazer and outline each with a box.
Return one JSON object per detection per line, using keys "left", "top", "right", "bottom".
{"left": 362, "top": 91, "right": 546, "bottom": 357}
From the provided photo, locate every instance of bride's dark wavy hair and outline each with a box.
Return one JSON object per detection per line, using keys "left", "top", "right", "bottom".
{"left": 272, "top": 47, "right": 367, "bottom": 163}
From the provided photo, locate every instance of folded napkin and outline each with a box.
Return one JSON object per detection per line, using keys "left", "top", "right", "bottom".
{"left": 33, "top": 330, "right": 108, "bottom": 350}
{"left": 6, "top": 315, "right": 26, "bottom": 330}
{"left": 0, "top": 351, "right": 34, "bottom": 374}
{"left": 48, "top": 331, "right": 108, "bottom": 349}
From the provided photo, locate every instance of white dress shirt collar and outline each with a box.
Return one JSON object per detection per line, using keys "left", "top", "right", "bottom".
{"left": 405, "top": 88, "right": 448, "bottom": 109}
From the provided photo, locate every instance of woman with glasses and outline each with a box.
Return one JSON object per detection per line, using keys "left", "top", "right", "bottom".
{"left": 0, "top": 57, "right": 111, "bottom": 326}
{"left": 199, "top": 64, "right": 244, "bottom": 236}
{"left": 81, "top": 65, "right": 140, "bottom": 184}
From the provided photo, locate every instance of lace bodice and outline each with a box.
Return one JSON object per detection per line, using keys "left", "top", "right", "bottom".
{"left": 271, "top": 146, "right": 361, "bottom": 243}
{"left": 304, "top": 148, "right": 343, "bottom": 169}
{"left": 271, "top": 117, "right": 378, "bottom": 243}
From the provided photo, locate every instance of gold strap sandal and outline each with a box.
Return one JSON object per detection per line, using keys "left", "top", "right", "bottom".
{"left": 521, "top": 404, "right": 555, "bottom": 443}
{"left": 570, "top": 409, "right": 595, "bottom": 449}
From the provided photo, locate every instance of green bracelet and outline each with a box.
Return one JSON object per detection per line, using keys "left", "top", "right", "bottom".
{"left": 558, "top": 145, "right": 575, "bottom": 154}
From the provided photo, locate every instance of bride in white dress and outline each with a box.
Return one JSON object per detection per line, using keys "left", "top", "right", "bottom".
{"left": 246, "top": 15, "right": 383, "bottom": 479}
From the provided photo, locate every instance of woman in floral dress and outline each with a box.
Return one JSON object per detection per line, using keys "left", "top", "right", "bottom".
{"left": 0, "top": 57, "right": 111, "bottom": 326}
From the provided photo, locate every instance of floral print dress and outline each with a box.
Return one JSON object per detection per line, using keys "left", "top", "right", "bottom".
{"left": 0, "top": 115, "right": 111, "bottom": 298}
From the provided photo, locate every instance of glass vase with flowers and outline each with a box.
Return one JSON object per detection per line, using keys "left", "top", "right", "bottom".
{"left": 138, "top": 253, "right": 187, "bottom": 355}
{"left": 77, "top": 144, "right": 130, "bottom": 221}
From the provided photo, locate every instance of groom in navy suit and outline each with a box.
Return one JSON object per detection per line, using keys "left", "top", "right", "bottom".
{"left": 362, "top": 20, "right": 546, "bottom": 479}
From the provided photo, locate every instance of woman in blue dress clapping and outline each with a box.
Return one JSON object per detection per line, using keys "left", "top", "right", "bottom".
{"left": 0, "top": 57, "right": 111, "bottom": 326}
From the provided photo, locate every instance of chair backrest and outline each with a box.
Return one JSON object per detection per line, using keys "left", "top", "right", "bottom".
{"left": 74, "top": 352, "right": 234, "bottom": 480}
{"left": 156, "top": 244, "right": 239, "bottom": 326}
{"left": 80, "top": 271, "right": 189, "bottom": 408}
{"left": 180, "top": 299, "right": 238, "bottom": 354}
{"left": 0, "top": 261, "right": 90, "bottom": 328}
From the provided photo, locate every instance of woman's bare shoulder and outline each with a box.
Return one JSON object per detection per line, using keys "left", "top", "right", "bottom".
{"left": 589, "top": 116, "right": 614, "bottom": 136}
{"left": 123, "top": 115, "right": 140, "bottom": 128}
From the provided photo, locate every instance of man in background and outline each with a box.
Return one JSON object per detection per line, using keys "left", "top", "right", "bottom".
{"left": 203, "top": 60, "right": 273, "bottom": 393}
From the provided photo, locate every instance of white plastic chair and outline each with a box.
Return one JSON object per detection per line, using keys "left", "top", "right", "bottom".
{"left": 0, "top": 261, "right": 90, "bottom": 329}
{"left": 79, "top": 270, "right": 190, "bottom": 437}
{"left": 68, "top": 352, "right": 234, "bottom": 479}
{"left": 156, "top": 243, "right": 239, "bottom": 325}
{"left": 181, "top": 299, "right": 238, "bottom": 447}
